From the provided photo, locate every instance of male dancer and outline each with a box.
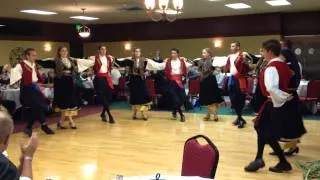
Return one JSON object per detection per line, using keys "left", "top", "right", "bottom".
{"left": 245, "top": 39, "right": 292, "bottom": 173}
{"left": 225, "top": 41, "right": 252, "bottom": 128}
{"left": 92, "top": 45, "right": 115, "bottom": 124}
{"left": 10, "top": 48, "right": 55, "bottom": 136}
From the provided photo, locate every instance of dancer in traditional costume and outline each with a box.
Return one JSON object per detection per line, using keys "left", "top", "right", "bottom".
{"left": 53, "top": 46, "right": 79, "bottom": 129}
{"left": 252, "top": 48, "right": 268, "bottom": 113}
{"left": 10, "top": 48, "right": 55, "bottom": 137}
{"left": 245, "top": 40, "right": 293, "bottom": 173}
{"left": 147, "top": 48, "right": 190, "bottom": 122}
{"left": 198, "top": 48, "right": 224, "bottom": 121}
{"left": 91, "top": 45, "right": 115, "bottom": 124}
{"left": 116, "top": 48, "right": 152, "bottom": 120}
{"left": 225, "top": 41, "right": 253, "bottom": 128}
{"left": 274, "top": 40, "right": 306, "bottom": 156}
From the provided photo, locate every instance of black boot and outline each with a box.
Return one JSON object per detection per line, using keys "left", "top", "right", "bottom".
{"left": 232, "top": 118, "right": 239, "bottom": 126}
{"left": 100, "top": 114, "right": 107, "bottom": 122}
{"left": 41, "top": 125, "right": 55, "bottom": 135}
{"left": 238, "top": 118, "right": 246, "bottom": 128}
{"left": 108, "top": 115, "right": 115, "bottom": 124}
{"left": 23, "top": 128, "right": 32, "bottom": 137}
{"left": 269, "top": 161, "right": 292, "bottom": 173}
{"left": 172, "top": 112, "right": 177, "bottom": 120}
{"left": 244, "top": 159, "right": 265, "bottom": 172}
{"left": 180, "top": 114, "right": 185, "bottom": 122}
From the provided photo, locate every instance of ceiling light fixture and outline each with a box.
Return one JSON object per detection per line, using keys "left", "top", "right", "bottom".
{"left": 77, "top": 8, "right": 91, "bottom": 39}
{"left": 266, "top": 0, "right": 291, "bottom": 6}
{"left": 0, "top": 25, "right": 6, "bottom": 27}
{"left": 20, "top": 9, "right": 57, "bottom": 15}
{"left": 70, "top": 16, "right": 99, "bottom": 21}
{"left": 145, "top": 0, "right": 183, "bottom": 22}
{"left": 225, "top": 3, "right": 251, "bottom": 9}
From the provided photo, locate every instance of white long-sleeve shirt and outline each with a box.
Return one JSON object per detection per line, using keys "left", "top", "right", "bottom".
{"left": 146, "top": 58, "right": 192, "bottom": 74}
{"left": 10, "top": 60, "right": 38, "bottom": 85}
{"left": 264, "top": 57, "right": 291, "bottom": 107}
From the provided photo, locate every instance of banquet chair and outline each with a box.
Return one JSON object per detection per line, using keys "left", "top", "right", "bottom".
{"left": 299, "top": 80, "right": 320, "bottom": 103}
{"left": 188, "top": 79, "right": 200, "bottom": 109}
{"left": 181, "top": 135, "right": 219, "bottom": 179}
{"left": 146, "top": 79, "right": 161, "bottom": 108}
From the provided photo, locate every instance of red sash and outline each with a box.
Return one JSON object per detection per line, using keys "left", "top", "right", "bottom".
{"left": 169, "top": 75, "right": 184, "bottom": 88}
{"left": 96, "top": 72, "right": 114, "bottom": 90}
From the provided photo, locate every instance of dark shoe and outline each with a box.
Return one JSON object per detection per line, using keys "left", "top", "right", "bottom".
{"left": 172, "top": 112, "right": 177, "bottom": 120}
{"left": 23, "top": 128, "right": 32, "bottom": 137}
{"left": 269, "top": 162, "right": 292, "bottom": 173}
{"left": 132, "top": 116, "right": 137, "bottom": 120}
{"left": 180, "top": 115, "right": 185, "bottom": 122}
{"left": 57, "top": 122, "right": 67, "bottom": 130}
{"left": 232, "top": 118, "right": 239, "bottom": 126}
{"left": 244, "top": 159, "right": 265, "bottom": 172}
{"left": 214, "top": 117, "right": 219, "bottom": 122}
{"left": 203, "top": 115, "right": 210, "bottom": 121}
{"left": 238, "top": 119, "right": 246, "bottom": 128}
{"left": 69, "top": 122, "right": 77, "bottom": 130}
{"left": 142, "top": 116, "right": 148, "bottom": 121}
{"left": 109, "top": 116, "right": 115, "bottom": 124}
{"left": 41, "top": 125, "right": 55, "bottom": 135}
{"left": 100, "top": 114, "right": 107, "bottom": 122}
{"left": 285, "top": 147, "right": 299, "bottom": 156}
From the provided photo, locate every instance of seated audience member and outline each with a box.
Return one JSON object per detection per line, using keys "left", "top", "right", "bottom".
{"left": 0, "top": 110, "right": 39, "bottom": 180}
{"left": 0, "top": 64, "right": 11, "bottom": 88}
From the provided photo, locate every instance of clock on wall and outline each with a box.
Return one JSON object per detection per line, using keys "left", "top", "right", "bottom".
{"left": 9, "top": 47, "right": 25, "bottom": 67}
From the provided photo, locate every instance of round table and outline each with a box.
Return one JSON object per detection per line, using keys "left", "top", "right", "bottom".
{"left": 113, "top": 175, "right": 212, "bottom": 180}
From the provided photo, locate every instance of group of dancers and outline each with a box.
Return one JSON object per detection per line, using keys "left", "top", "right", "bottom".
{"left": 8, "top": 39, "right": 306, "bottom": 173}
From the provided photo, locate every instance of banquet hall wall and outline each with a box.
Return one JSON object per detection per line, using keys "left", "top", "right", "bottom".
{"left": 84, "top": 35, "right": 280, "bottom": 58}
{"left": 0, "top": 40, "right": 69, "bottom": 65}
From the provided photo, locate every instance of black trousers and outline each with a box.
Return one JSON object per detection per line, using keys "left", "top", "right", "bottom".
{"left": 228, "top": 79, "right": 245, "bottom": 118}
{"left": 20, "top": 86, "right": 48, "bottom": 129}
{"left": 93, "top": 77, "right": 113, "bottom": 117}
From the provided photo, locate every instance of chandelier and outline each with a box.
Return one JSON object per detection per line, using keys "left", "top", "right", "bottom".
{"left": 78, "top": 8, "right": 91, "bottom": 38}
{"left": 145, "top": 0, "right": 183, "bottom": 22}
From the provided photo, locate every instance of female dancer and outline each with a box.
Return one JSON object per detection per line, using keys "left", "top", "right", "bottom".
{"left": 147, "top": 48, "right": 189, "bottom": 122}
{"left": 126, "top": 48, "right": 151, "bottom": 120}
{"left": 54, "top": 46, "right": 79, "bottom": 129}
{"left": 198, "top": 48, "right": 224, "bottom": 121}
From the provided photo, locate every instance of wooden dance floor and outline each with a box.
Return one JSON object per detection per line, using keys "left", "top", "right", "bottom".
{"left": 7, "top": 109, "right": 320, "bottom": 180}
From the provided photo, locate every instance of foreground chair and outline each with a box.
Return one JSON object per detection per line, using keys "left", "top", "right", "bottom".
{"left": 181, "top": 135, "right": 219, "bottom": 179}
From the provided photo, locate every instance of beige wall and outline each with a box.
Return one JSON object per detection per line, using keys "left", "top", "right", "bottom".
{"left": 0, "top": 40, "right": 69, "bottom": 65}
{"left": 84, "top": 35, "right": 280, "bottom": 58}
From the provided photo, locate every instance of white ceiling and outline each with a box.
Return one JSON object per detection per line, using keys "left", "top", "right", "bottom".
{"left": 0, "top": 0, "right": 319, "bottom": 24}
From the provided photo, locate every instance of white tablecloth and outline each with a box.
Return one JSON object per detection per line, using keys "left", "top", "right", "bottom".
{"left": 0, "top": 87, "right": 54, "bottom": 109}
{"left": 0, "top": 88, "right": 21, "bottom": 108}
{"left": 113, "top": 176, "right": 212, "bottom": 180}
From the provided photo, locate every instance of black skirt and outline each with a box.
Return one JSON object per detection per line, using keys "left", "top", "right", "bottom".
{"left": 199, "top": 75, "right": 224, "bottom": 106}
{"left": 256, "top": 96, "right": 307, "bottom": 141}
{"left": 93, "top": 76, "right": 113, "bottom": 103}
{"left": 53, "top": 76, "right": 78, "bottom": 110}
{"left": 280, "top": 92, "right": 307, "bottom": 139}
{"left": 169, "top": 80, "right": 186, "bottom": 108}
{"left": 128, "top": 75, "right": 151, "bottom": 105}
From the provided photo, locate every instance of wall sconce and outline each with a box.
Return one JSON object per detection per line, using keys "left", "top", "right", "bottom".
{"left": 213, "top": 39, "right": 223, "bottom": 48}
{"left": 124, "top": 42, "right": 132, "bottom": 51}
{"left": 44, "top": 43, "right": 52, "bottom": 52}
